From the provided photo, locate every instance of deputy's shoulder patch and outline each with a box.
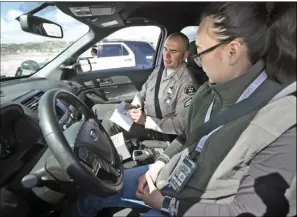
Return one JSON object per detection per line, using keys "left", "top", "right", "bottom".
{"left": 184, "top": 98, "right": 192, "bottom": 107}
{"left": 184, "top": 85, "right": 197, "bottom": 96}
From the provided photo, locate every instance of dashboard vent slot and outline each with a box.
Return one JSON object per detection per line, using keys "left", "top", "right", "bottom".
{"left": 68, "top": 82, "right": 78, "bottom": 93}
{"left": 21, "top": 91, "right": 44, "bottom": 112}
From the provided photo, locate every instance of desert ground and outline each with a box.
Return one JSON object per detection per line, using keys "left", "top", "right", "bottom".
{"left": 1, "top": 53, "right": 58, "bottom": 77}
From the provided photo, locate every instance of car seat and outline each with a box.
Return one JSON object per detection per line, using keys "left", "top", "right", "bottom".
{"left": 187, "top": 41, "right": 208, "bottom": 86}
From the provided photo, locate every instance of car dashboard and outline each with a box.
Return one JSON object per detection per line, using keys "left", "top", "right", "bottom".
{"left": 0, "top": 77, "right": 82, "bottom": 190}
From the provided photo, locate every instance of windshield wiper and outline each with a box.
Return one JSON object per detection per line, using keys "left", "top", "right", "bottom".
{"left": 0, "top": 75, "right": 30, "bottom": 82}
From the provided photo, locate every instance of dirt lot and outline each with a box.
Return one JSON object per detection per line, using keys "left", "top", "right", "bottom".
{"left": 1, "top": 53, "right": 58, "bottom": 77}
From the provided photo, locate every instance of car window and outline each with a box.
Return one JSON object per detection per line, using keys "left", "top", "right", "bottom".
{"left": 98, "top": 44, "right": 129, "bottom": 57}
{"left": 181, "top": 26, "right": 199, "bottom": 62}
{"left": 0, "top": 2, "right": 89, "bottom": 78}
{"left": 181, "top": 26, "right": 199, "bottom": 42}
{"left": 128, "top": 42, "right": 155, "bottom": 55}
{"left": 79, "top": 26, "right": 161, "bottom": 72}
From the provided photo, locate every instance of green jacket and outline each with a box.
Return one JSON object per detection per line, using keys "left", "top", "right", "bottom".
{"left": 155, "top": 60, "right": 296, "bottom": 215}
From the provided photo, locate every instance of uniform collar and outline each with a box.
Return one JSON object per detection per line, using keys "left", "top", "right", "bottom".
{"left": 162, "top": 63, "right": 186, "bottom": 82}
{"left": 209, "top": 60, "right": 266, "bottom": 107}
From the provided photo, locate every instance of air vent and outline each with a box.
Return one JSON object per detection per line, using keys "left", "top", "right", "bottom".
{"left": 21, "top": 91, "right": 44, "bottom": 112}
{"left": 68, "top": 82, "right": 78, "bottom": 93}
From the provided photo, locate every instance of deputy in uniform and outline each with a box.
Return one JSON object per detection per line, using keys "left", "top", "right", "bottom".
{"left": 93, "top": 32, "right": 198, "bottom": 141}
{"left": 73, "top": 2, "right": 296, "bottom": 217}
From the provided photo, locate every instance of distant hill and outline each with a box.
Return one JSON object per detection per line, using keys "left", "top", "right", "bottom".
{"left": 1, "top": 41, "right": 74, "bottom": 55}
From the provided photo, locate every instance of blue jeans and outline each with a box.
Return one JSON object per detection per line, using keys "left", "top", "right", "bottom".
{"left": 76, "top": 165, "right": 166, "bottom": 217}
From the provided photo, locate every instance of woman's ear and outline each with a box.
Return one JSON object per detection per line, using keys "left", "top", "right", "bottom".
{"left": 228, "top": 40, "right": 243, "bottom": 65}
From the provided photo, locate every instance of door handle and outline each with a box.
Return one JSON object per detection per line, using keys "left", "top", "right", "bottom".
{"left": 124, "top": 59, "right": 132, "bottom": 61}
{"left": 99, "top": 78, "right": 113, "bottom": 84}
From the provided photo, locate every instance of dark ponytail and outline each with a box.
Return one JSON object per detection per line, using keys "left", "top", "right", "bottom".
{"left": 265, "top": 3, "right": 296, "bottom": 84}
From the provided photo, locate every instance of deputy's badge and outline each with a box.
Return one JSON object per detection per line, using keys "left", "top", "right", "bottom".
{"left": 167, "top": 86, "right": 174, "bottom": 94}
{"left": 184, "top": 98, "right": 192, "bottom": 107}
{"left": 184, "top": 85, "right": 197, "bottom": 96}
{"left": 166, "top": 97, "right": 172, "bottom": 104}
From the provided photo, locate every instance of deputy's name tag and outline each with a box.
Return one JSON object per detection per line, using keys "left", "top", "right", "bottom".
{"left": 168, "top": 156, "right": 197, "bottom": 193}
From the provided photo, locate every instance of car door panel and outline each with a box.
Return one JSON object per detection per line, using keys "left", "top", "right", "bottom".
{"left": 74, "top": 26, "right": 162, "bottom": 105}
{"left": 97, "top": 76, "right": 138, "bottom": 100}
{"left": 100, "top": 83, "right": 138, "bottom": 101}
{"left": 73, "top": 66, "right": 153, "bottom": 103}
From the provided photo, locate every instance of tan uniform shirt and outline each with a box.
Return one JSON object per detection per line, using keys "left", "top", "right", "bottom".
{"left": 137, "top": 63, "right": 198, "bottom": 135}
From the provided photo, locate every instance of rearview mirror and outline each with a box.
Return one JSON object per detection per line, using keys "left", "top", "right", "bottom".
{"left": 18, "top": 14, "right": 63, "bottom": 38}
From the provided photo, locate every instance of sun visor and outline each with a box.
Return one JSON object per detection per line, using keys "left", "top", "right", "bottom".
{"left": 70, "top": 5, "right": 116, "bottom": 17}
{"left": 91, "top": 13, "right": 125, "bottom": 28}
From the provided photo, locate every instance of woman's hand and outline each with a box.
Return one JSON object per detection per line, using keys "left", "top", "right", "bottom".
{"left": 137, "top": 161, "right": 165, "bottom": 194}
{"left": 136, "top": 173, "right": 165, "bottom": 210}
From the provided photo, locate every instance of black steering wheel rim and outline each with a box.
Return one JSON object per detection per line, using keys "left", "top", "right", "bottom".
{"left": 38, "top": 88, "right": 124, "bottom": 196}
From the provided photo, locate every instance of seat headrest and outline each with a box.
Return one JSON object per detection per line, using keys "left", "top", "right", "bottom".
{"left": 188, "top": 41, "right": 197, "bottom": 56}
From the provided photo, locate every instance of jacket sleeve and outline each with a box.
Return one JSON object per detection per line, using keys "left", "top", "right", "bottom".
{"left": 155, "top": 133, "right": 187, "bottom": 163}
{"left": 145, "top": 70, "right": 198, "bottom": 135}
{"left": 173, "top": 126, "right": 296, "bottom": 216}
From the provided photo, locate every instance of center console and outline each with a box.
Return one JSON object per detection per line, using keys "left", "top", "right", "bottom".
{"left": 120, "top": 139, "right": 169, "bottom": 168}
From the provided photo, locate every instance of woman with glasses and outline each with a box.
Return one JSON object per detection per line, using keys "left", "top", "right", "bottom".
{"left": 70, "top": 3, "right": 296, "bottom": 217}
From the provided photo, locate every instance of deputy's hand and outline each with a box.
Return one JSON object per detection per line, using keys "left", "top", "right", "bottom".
{"left": 125, "top": 103, "right": 134, "bottom": 110}
{"left": 129, "top": 108, "right": 145, "bottom": 125}
{"left": 125, "top": 103, "right": 141, "bottom": 110}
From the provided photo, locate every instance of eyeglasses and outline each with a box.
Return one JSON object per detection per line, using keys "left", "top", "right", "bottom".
{"left": 193, "top": 42, "right": 229, "bottom": 67}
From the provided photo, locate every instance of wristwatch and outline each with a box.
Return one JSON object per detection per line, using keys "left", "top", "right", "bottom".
{"left": 161, "top": 196, "right": 172, "bottom": 216}
{"left": 161, "top": 196, "right": 179, "bottom": 217}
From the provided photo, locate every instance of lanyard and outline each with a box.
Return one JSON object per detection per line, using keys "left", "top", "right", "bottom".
{"left": 195, "top": 71, "right": 268, "bottom": 153}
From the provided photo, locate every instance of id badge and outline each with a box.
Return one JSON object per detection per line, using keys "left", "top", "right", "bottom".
{"left": 168, "top": 155, "right": 197, "bottom": 193}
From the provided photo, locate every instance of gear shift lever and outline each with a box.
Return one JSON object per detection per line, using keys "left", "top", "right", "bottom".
{"left": 132, "top": 150, "right": 153, "bottom": 162}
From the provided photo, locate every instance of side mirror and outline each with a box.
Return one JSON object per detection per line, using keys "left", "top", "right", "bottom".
{"left": 76, "top": 57, "right": 93, "bottom": 73}
{"left": 18, "top": 14, "right": 63, "bottom": 38}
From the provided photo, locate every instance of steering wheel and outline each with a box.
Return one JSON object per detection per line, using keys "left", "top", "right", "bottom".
{"left": 38, "top": 88, "right": 124, "bottom": 196}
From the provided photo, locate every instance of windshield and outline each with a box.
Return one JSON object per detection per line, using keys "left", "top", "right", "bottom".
{"left": 0, "top": 2, "right": 89, "bottom": 79}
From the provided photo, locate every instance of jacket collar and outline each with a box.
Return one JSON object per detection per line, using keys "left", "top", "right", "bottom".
{"left": 209, "top": 60, "right": 266, "bottom": 107}
{"left": 271, "top": 81, "right": 296, "bottom": 101}
{"left": 162, "top": 63, "right": 187, "bottom": 82}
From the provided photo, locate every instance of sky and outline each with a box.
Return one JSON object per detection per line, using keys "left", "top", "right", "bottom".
{"left": 0, "top": 2, "right": 198, "bottom": 45}
{"left": 0, "top": 2, "right": 89, "bottom": 44}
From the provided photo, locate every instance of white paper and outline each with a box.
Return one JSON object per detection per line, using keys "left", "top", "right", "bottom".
{"left": 109, "top": 101, "right": 133, "bottom": 131}
{"left": 117, "top": 100, "right": 128, "bottom": 113}
{"left": 131, "top": 95, "right": 142, "bottom": 108}
{"left": 110, "top": 132, "right": 131, "bottom": 160}
{"left": 145, "top": 172, "right": 157, "bottom": 194}
{"left": 109, "top": 110, "right": 133, "bottom": 132}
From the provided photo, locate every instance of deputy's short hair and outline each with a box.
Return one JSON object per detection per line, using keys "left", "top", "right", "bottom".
{"left": 167, "top": 32, "right": 190, "bottom": 51}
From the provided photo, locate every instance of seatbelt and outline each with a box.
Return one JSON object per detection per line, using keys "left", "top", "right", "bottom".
{"left": 184, "top": 84, "right": 287, "bottom": 158}
{"left": 194, "top": 71, "right": 268, "bottom": 153}
{"left": 154, "top": 63, "right": 165, "bottom": 119}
